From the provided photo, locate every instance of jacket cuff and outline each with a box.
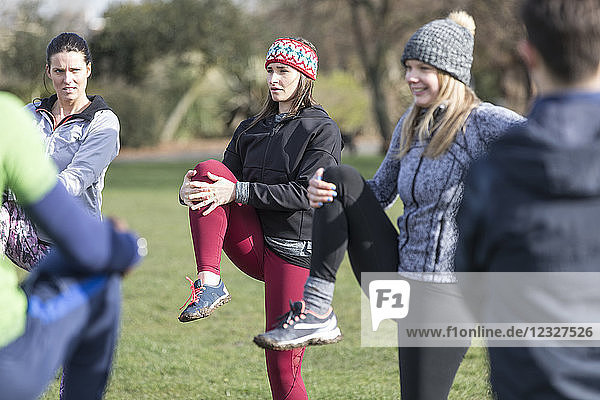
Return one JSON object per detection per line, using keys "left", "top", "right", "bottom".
{"left": 235, "top": 181, "right": 250, "bottom": 204}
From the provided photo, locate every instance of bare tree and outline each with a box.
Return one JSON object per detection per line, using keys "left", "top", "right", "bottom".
{"left": 347, "top": 0, "right": 394, "bottom": 150}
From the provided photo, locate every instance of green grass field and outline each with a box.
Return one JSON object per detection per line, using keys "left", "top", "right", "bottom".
{"left": 38, "top": 155, "right": 492, "bottom": 399}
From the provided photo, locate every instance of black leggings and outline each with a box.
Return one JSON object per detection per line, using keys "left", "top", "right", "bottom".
{"left": 310, "top": 165, "right": 467, "bottom": 400}
{"left": 398, "top": 346, "right": 468, "bottom": 400}
{"left": 309, "top": 164, "right": 399, "bottom": 283}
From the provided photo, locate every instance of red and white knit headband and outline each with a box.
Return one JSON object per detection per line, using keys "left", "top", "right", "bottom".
{"left": 265, "top": 38, "right": 318, "bottom": 80}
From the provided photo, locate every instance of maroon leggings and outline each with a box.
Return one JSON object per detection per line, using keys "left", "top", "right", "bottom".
{"left": 189, "top": 159, "right": 309, "bottom": 400}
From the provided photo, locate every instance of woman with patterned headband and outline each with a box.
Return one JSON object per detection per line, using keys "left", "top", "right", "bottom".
{"left": 177, "top": 37, "right": 342, "bottom": 399}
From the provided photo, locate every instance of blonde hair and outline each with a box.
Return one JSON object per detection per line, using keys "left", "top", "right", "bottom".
{"left": 399, "top": 72, "right": 480, "bottom": 158}
{"left": 398, "top": 11, "right": 480, "bottom": 159}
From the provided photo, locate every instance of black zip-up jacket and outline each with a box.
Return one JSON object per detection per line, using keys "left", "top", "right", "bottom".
{"left": 223, "top": 105, "right": 342, "bottom": 240}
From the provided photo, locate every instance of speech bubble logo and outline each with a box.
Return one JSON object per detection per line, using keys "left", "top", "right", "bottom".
{"left": 369, "top": 280, "right": 411, "bottom": 331}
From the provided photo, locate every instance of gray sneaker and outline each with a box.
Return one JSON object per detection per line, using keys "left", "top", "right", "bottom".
{"left": 253, "top": 300, "right": 342, "bottom": 351}
{"left": 178, "top": 277, "right": 231, "bottom": 322}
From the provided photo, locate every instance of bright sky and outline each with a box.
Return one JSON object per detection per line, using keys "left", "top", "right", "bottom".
{"left": 2, "top": 0, "right": 121, "bottom": 17}
{"left": 38, "top": 0, "right": 126, "bottom": 17}
{"left": 0, "top": 0, "right": 137, "bottom": 31}
{"left": 10, "top": 0, "right": 254, "bottom": 17}
{"left": 1, "top": 0, "right": 133, "bottom": 30}
{"left": 5, "top": 0, "right": 254, "bottom": 31}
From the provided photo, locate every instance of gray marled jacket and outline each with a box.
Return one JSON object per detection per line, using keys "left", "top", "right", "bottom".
{"left": 368, "top": 103, "right": 524, "bottom": 282}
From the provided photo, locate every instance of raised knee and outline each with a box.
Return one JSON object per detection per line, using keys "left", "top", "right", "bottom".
{"left": 191, "top": 159, "right": 238, "bottom": 183}
{"left": 193, "top": 159, "right": 224, "bottom": 176}
{"left": 322, "top": 165, "right": 362, "bottom": 189}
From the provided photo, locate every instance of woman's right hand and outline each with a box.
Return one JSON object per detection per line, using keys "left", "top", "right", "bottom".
{"left": 179, "top": 169, "right": 204, "bottom": 207}
{"left": 307, "top": 168, "right": 337, "bottom": 208}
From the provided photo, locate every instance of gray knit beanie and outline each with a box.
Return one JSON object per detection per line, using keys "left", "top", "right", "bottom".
{"left": 401, "top": 12, "right": 475, "bottom": 85}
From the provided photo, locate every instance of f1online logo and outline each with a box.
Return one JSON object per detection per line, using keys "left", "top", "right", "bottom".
{"left": 369, "top": 280, "right": 410, "bottom": 331}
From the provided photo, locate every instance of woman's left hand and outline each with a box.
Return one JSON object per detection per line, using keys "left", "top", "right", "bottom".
{"left": 307, "top": 168, "right": 337, "bottom": 208}
{"left": 190, "top": 172, "right": 236, "bottom": 215}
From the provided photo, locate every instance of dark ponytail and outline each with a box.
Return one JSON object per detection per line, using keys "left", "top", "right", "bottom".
{"left": 46, "top": 32, "right": 91, "bottom": 65}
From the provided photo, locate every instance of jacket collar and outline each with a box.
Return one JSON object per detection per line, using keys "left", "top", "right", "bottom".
{"left": 530, "top": 90, "right": 600, "bottom": 117}
{"left": 34, "top": 94, "right": 112, "bottom": 122}
{"left": 261, "top": 105, "right": 329, "bottom": 127}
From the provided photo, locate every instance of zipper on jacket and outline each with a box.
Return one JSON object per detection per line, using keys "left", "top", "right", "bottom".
{"left": 432, "top": 169, "right": 459, "bottom": 267}
{"left": 39, "top": 109, "right": 75, "bottom": 131}
{"left": 260, "top": 122, "right": 283, "bottom": 182}
{"left": 433, "top": 217, "right": 444, "bottom": 266}
{"left": 399, "top": 153, "right": 424, "bottom": 255}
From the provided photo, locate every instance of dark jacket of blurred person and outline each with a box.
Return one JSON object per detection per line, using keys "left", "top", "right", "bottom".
{"left": 456, "top": 1, "right": 600, "bottom": 398}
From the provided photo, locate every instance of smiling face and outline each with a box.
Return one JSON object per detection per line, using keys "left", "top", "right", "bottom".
{"left": 267, "top": 62, "right": 302, "bottom": 113}
{"left": 405, "top": 59, "right": 441, "bottom": 108}
{"left": 46, "top": 51, "right": 91, "bottom": 105}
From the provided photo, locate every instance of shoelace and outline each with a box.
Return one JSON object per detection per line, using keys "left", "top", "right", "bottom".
{"left": 275, "top": 300, "right": 307, "bottom": 329}
{"left": 179, "top": 276, "right": 205, "bottom": 310}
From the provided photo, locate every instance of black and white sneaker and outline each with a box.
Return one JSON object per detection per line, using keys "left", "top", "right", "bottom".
{"left": 253, "top": 300, "right": 342, "bottom": 351}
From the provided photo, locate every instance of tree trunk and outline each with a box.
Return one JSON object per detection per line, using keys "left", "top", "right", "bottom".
{"left": 368, "top": 71, "right": 392, "bottom": 152}
{"left": 159, "top": 75, "right": 206, "bottom": 143}
{"left": 348, "top": 0, "right": 392, "bottom": 153}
